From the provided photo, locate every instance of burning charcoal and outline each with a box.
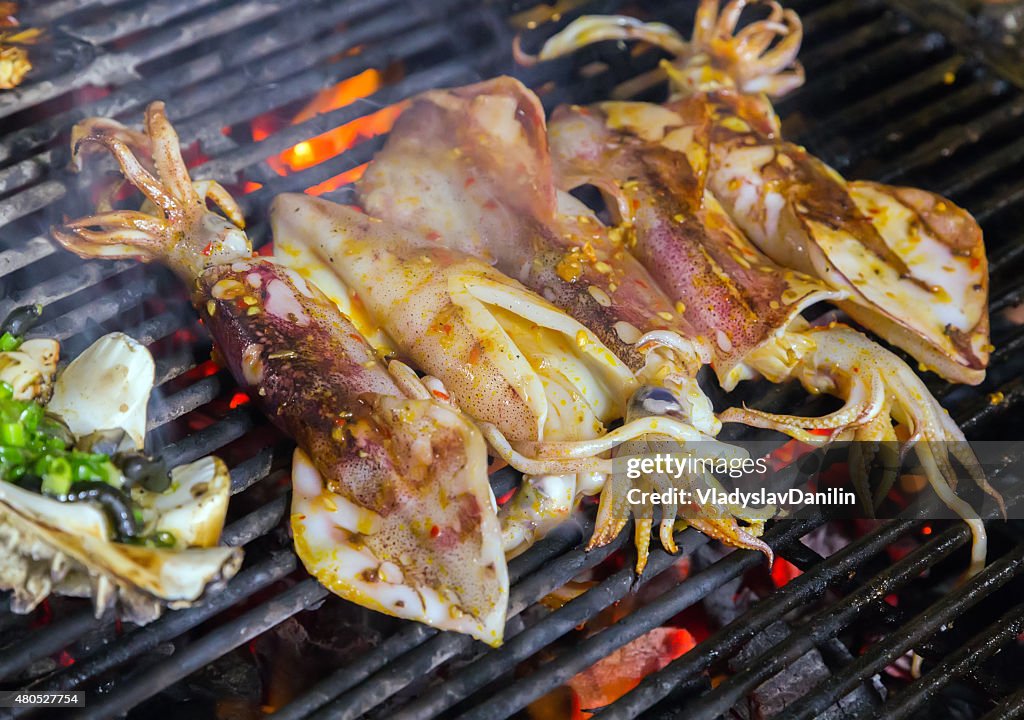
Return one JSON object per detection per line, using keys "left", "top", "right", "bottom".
{"left": 185, "top": 647, "right": 263, "bottom": 703}
{"left": 799, "top": 523, "right": 854, "bottom": 559}
{"left": 694, "top": 543, "right": 756, "bottom": 627}
{"left": 250, "top": 595, "right": 389, "bottom": 709}
{"left": 124, "top": 647, "right": 266, "bottom": 720}
{"left": 730, "top": 622, "right": 882, "bottom": 719}
{"left": 526, "top": 627, "right": 697, "bottom": 720}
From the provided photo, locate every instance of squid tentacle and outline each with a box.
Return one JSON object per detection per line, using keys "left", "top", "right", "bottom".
{"left": 729, "top": 323, "right": 997, "bottom": 576}
{"left": 521, "top": 1, "right": 805, "bottom": 97}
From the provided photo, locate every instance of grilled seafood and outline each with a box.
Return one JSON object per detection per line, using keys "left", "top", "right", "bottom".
{"left": 357, "top": 77, "right": 773, "bottom": 570}
{"left": 52, "top": 103, "right": 508, "bottom": 645}
{"left": 273, "top": 193, "right": 633, "bottom": 558}
{"left": 546, "top": 94, "right": 997, "bottom": 573}
{"left": 521, "top": 0, "right": 990, "bottom": 387}
{"left": 273, "top": 194, "right": 755, "bottom": 572}
{"left": 0, "top": 330, "right": 240, "bottom": 623}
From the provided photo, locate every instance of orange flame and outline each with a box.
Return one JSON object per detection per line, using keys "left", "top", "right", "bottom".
{"left": 529, "top": 627, "right": 696, "bottom": 720}
{"left": 252, "top": 69, "right": 405, "bottom": 195}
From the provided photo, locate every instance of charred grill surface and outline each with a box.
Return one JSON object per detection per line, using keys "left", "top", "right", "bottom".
{"left": 0, "top": 0, "right": 1021, "bottom": 718}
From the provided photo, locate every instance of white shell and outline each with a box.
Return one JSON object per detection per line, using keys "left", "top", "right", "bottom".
{"left": 0, "top": 461, "right": 241, "bottom": 622}
{"left": 47, "top": 332, "right": 154, "bottom": 449}
{"left": 0, "top": 333, "right": 240, "bottom": 623}
{"left": 132, "top": 455, "right": 231, "bottom": 549}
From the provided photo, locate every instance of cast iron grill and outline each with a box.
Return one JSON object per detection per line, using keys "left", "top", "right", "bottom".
{"left": 0, "top": 0, "right": 1021, "bottom": 718}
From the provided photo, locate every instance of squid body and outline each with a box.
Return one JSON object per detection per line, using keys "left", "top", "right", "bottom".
{"left": 525, "top": 0, "right": 990, "bottom": 387}
{"left": 353, "top": 77, "right": 777, "bottom": 569}
{"left": 52, "top": 103, "right": 508, "bottom": 645}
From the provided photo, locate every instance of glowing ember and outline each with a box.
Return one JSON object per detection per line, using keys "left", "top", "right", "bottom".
{"left": 530, "top": 627, "right": 696, "bottom": 720}
{"left": 251, "top": 69, "right": 405, "bottom": 195}
{"left": 771, "top": 557, "right": 802, "bottom": 588}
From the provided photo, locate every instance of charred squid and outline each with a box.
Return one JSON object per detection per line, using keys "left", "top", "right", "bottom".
{"left": 520, "top": 0, "right": 990, "bottom": 387}
{"left": 51, "top": 103, "right": 508, "bottom": 644}
{"left": 546, "top": 98, "right": 997, "bottom": 573}
{"left": 356, "top": 77, "right": 773, "bottom": 570}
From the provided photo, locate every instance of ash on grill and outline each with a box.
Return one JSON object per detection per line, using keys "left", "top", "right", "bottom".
{"left": 0, "top": 0, "right": 1021, "bottom": 719}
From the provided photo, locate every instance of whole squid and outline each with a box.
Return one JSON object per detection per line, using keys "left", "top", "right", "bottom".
{"left": 356, "top": 77, "right": 773, "bottom": 568}
{"left": 51, "top": 103, "right": 509, "bottom": 645}
{"left": 521, "top": 0, "right": 990, "bottom": 387}
{"left": 546, "top": 98, "right": 999, "bottom": 573}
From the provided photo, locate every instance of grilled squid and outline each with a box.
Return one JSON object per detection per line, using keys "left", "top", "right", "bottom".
{"left": 0, "top": 332, "right": 240, "bottom": 623}
{"left": 546, "top": 99, "right": 997, "bottom": 574}
{"left": 272, "top": 194, "right": 627, "bottom": 555}
{"left": 272, "top": 194, "right": 755, "bottom": 572}
{"left": 356, "top": 77, "right": 773, "bottom": 570}
{"left": 521, "top": 0, "right": 990, "bottom": 387}
{"left": 51, "top": 103, "right": 508, "bottom": 645}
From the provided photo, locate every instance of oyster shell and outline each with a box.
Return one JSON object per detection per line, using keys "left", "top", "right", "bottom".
{"left": 48, "top": 332, "right": 152, "bottom": 448}
{"left": 0, "top": 463, "right": 241, "bottom": 623}
{"left": 0, "top": 332, "right": 242, "bottom": 623}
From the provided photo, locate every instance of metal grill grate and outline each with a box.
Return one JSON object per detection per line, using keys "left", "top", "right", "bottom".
{"left": 0, "top": 0, "right": 1021, "bottom": 718}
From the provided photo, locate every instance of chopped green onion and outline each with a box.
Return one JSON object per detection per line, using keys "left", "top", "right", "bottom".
{"left": 150, "top": 530, "right": 176, "bottom": 548}
{"left": 0, "top": 445, "right": 25, "bottom": 466}
{"left": 1, "top": 422, "right": 26, "bottom": 447}
{"left": 18, "top": 403, "right": 41, "bottom": 431}
{"left": 41, "top": 456, "right": 73, "bottom": 496}
{"left": 0, "top": 332, "right": 21, "bottom": 352}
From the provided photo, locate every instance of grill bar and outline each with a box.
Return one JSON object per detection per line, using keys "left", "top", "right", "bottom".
{"left": 873, "top": 93, "right": 1024, "bottom": 184}
{"left": 377, "top": 530, "right": 716, "bottom": 720}
{"left": 669, "top": 522, "right": 972, "bottom": 720}
{"left": 0, "top": 0, "right": 304, "bottom": 119}
{"left": 600, "top": 518, "right": 921, "bottom": 717}
{"left": 297, "top": 521, "right": 637, "bottom": 720}
{"left": 0, "top": 0, "right": 395, "bottom": 164}
{"left": 193, "top": 60, "right": 480, "bottom": 183}
{"left": 0, "top": 610, "right": 110, "bottom": 683}
{"left": 777, "top": 545, "right": 1024, "bottom": 720}
{"left": 873, "top": 601, "right": 1024, "bottom": 720}
{"left": 454, "top": 519, "right": 822, "bottom": 720}
{"left": 270, "top": 521, "right": 585, "bottom": 720}
{"left": 73, "top": 578, "right": 330, "bottom": 720}
{"left": 0, "top": 0, "right": 1018, "bottom": 717}
{"left": 65, "top": 0, "right": 227, "bottom": 45}
{"left": 980, "top": 688, "right": 1024, "bottom": 720}
{"left": 18, "top": 550, "right": 298, "bottom": 697}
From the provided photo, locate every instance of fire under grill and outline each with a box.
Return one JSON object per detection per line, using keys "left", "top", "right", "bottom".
{"left": 0, "top": 0, "right": 1023, "bottom": 718}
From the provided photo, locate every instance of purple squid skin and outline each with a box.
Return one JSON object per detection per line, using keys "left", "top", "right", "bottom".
{"left": 195, "top": 259, "right": 436, "bottom": 516}
{"left": 357, "top": 77, "right": 703, "bottom": 375}
{"left": 548, "top": 105, "right": 835, "bottom": 379}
